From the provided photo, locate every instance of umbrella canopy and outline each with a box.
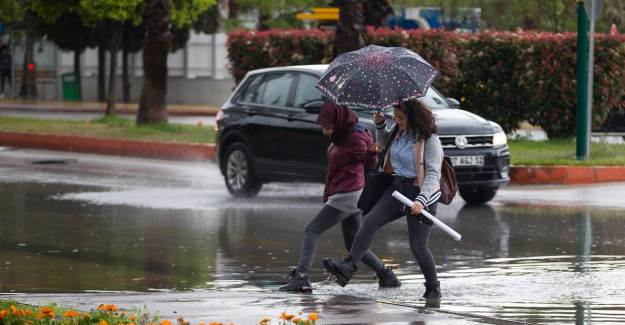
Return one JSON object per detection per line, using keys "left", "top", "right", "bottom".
{"left": 316, "top": 44, "right": 438, "bottom": 111}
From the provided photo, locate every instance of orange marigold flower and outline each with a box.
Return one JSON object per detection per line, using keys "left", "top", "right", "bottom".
{"left": 99, "top": 319, "right": 109, "bottom": 325}
{"left": 160, "top": 320, "right": 172, "bottom": 325}
{"left": 280, "top": 312, "right": 295, "bottom": 320}
{"left": 10, "top": 305, "right": 17, "bottom": 313}
{"left": 98, "top": 304, "right": 118, "bottom": 312}
{"left": 259, "top": 316, "right": 272, "bottom": 325}
{"left": 64, "top": 310, "right": 79, "bottom": 318}
{"left": 308, "top": 313, "right": 319, "bottom": 321}
{"left": 40, "top": 306, "right": 55, "bottom": 317}
{"left": 130, "top": 314, "right": 137, "bottom": 321}
{"left": 0, "top": 310, "right": 8, "bottom": 319}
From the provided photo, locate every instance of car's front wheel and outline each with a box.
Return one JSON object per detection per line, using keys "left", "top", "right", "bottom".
{"left": 459, "top": 188, "right": 497, "bottom": 204}
{"left": 223, "top": 143, "right": 262, "bottom": 197}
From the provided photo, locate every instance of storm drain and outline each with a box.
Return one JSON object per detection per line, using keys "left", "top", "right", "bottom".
{"left": 31, "top": 159, "right": 78, "bottom": 165}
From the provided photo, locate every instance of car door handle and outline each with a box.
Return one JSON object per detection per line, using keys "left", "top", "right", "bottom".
{"left": 246, "top": 109, "right": 258, "bottom": 116}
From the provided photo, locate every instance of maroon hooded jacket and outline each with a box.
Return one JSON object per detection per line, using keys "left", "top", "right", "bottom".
{"left": 317, "top": 101, "right": 378, "bottom": 202}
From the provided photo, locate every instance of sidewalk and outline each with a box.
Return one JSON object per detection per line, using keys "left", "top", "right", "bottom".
{"left": 0, "top": 99, "right": 220, "bottom": 116}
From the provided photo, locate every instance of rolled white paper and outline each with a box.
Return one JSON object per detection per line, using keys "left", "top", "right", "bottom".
{"left": 391, "top": 190, "right": 462, "bottom": 241}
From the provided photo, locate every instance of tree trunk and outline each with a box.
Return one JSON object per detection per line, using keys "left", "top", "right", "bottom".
{"left": 137, "top": 0, "right": 172, "bottom": 125}
{"left": 74, "top": 50, "right": 82, "bottom": 100}
{"left": 98, "top": 45, "right": 106, "bottom": 102}
{"left": 19, "top": 29, "right": 37, "bottom": 98}
{"left": 364, "top": 0, "right": 393, "bottom": 28}
{"left": 334, "top": 0, "right": 365, "bottom": 58}
{"left": 105, "top": 20, "right": 123, "bottom": 116}
{"left": 123, "top": 47, "right": 130, "bottom": 103}
{"left": 228, "top": 0, "right": 238, "bottom": 19}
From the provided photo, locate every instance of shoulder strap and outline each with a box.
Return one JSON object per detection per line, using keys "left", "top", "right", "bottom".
{"left": 413, "top": 139, "right": 425, "bottom": 188}
{"left": 378, "top": 125, "right": 400, "bottom": 171}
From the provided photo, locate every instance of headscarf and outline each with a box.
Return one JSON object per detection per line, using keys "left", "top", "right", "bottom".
{"left": 317, "top": 101, "right": 358, "bottom": 145}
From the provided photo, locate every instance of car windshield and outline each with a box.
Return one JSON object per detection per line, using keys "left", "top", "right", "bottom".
{"left": 420, "top": 87, "right": 452, "bottom": 110}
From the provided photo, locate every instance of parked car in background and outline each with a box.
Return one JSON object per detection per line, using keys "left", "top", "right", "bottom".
{"left": 215, "top": 65, "right": 509, "bottom": 204}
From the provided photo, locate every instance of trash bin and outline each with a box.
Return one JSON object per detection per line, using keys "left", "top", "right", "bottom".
{"left": 61, "top": 72, "right": 80, "bottom": 101}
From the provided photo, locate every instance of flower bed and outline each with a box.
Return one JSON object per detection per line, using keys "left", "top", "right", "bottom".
{"left": 0, "top": 301, "right": 319, "bottom": 325}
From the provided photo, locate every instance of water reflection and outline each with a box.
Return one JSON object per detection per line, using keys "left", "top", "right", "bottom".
{"left": 1, "top": 181, "right": 625, "bottom": 324}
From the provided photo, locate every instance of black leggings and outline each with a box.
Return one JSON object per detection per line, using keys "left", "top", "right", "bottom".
{"left": 348, "top": 178, "right": 439, "bottom": 284}
{"left": 297, "top": 204, "right": 385, "bottom": 273}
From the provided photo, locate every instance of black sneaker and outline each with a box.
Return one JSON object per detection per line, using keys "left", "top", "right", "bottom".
{"left": 279, "top": 269, "right": 312, "bottom": 293}
{"left": 322, "top": 257, "right": 357, "bottom": 287}
{"left": 422, "top": 281, "right": 442, "bottom": 300}
{"left": 376, "top": 267, "right": 401, "bottom": 288}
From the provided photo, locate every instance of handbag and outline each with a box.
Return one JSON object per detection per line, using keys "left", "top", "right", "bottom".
{"left": 357, "top": 126, "right": 399, "bottom": 214}
{"left": 357, "top": 170, "right": 393, "bottom": 214}
{"left": 415, "top": 138, "right": 458, "bottom": 205}
{"left": 438, "top": 155, "right": 458, "bottom": 205}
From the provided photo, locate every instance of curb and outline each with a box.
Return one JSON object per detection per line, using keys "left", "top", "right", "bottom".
{"left": 509, "top": 166, "right": 625, "bottom": 185}
{"left": 0, "top": 131, "right": 215, "bottom": 161}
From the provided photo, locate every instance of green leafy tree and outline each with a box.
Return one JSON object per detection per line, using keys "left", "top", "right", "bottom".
{"left": 26, "top": 0, "right": 213, "bottom": 120}
{"left": 34, "top": 12, "right": 98, "bottom": 100}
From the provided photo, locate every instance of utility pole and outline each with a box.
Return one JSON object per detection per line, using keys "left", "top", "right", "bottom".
{"left": 575, "top": 1, "right": 589, "bottom": 160}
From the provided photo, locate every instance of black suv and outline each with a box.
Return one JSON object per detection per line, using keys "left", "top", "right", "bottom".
{"left": 216, "top": 65, "right": 509, "bottom": 204}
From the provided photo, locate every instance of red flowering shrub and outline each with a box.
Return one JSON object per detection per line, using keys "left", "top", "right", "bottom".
{"left": 517, "top": 32, "right": 625, "bottom": 138}
{"left": 227, "top": 28, "right": 625, "bottom": 138}
{"left": 227, "top": 29, "right": 332, "bottom": 83}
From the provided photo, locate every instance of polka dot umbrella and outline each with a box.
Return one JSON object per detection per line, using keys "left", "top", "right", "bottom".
{"left": 316, "top": 44, "right": 438, "bottom": 111}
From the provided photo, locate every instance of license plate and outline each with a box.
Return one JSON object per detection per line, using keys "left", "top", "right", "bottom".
{"left": 450, "top": 155, "right": 484, "bottom": 167}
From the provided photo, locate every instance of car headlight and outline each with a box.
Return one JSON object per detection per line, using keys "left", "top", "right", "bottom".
{"left": 492, "top": 130, "right": 507, "bottom": 146}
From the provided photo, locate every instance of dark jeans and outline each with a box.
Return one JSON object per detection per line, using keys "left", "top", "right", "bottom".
{"left": 297, "top": 204, "right": 385, "bottom": 274}
{"left": 349, "top": 177, "right": 439, "bottom": 284}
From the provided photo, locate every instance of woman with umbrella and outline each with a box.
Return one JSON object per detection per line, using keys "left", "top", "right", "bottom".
{"left": 316, "top": 45, "right": 444, "bottom": 300}
{"left": 279, "top": 100, "right": 400, "bottom": 293}
{"left": 322, "top": 99, "right": 444, "bottom": 301}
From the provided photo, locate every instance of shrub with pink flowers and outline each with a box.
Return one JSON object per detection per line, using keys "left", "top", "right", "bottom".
{"left": 227, "top": 28, "right": 625, "bottom": 138}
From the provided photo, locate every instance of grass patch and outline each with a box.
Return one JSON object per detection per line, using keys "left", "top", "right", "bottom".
{"left": 0, "top": 115, "right": 215, "bottom": 144}
{"left": 509, "top": 139, "right": 625, "bottom": 166}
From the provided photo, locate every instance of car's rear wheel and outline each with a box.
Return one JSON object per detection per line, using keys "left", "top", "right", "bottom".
{"left": 459, "top": 188, "right": 497, "bottom": 204}
{"left": 223, "top": 143, "right": 262, "bottom": 197}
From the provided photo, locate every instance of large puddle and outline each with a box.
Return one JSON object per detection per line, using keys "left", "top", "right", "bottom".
{"left": 1, "top": 181, "right": 625, "bottom": 324}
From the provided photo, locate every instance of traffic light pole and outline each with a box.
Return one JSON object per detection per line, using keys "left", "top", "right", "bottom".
{"left": 576, "top": 1, "right": 589, "bottom": 160}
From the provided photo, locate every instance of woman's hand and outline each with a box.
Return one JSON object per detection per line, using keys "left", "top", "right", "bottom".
{"left": 411, "top": 201, "right": 424, "bottom": 216}
{"left": 370, "top": 143, "right": 383, "bottom": 153}
{"left": 373, "top": 112, "right": 385, "bottom": 125}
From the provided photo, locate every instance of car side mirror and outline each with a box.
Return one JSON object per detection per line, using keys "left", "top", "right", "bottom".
{"left": 446, "top": 97, "right": 461, "bottom": 108}
{"left": 304, "top": 100, "right": 324, "bottom": 114}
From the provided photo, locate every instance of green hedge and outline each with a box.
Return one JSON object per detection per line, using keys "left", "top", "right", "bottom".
{"left": 227, "top": 28, "right": 625, "bottom": 138}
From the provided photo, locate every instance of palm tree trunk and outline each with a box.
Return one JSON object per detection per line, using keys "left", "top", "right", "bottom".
{"left": 137, "top": 0, "right": 172, "bottom": 125}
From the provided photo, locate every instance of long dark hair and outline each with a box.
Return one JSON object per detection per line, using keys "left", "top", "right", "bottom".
{"left": 401, "top": 99, "right": 437, "bottom": 141}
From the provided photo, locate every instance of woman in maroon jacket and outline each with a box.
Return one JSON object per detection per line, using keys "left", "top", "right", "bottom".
{"left": 280, "top": 101, "right": 400, "bottom": 292}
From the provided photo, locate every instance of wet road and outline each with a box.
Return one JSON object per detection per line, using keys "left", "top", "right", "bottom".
{"left": 1, "top": 148, "right": 624, "bottom": 324}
